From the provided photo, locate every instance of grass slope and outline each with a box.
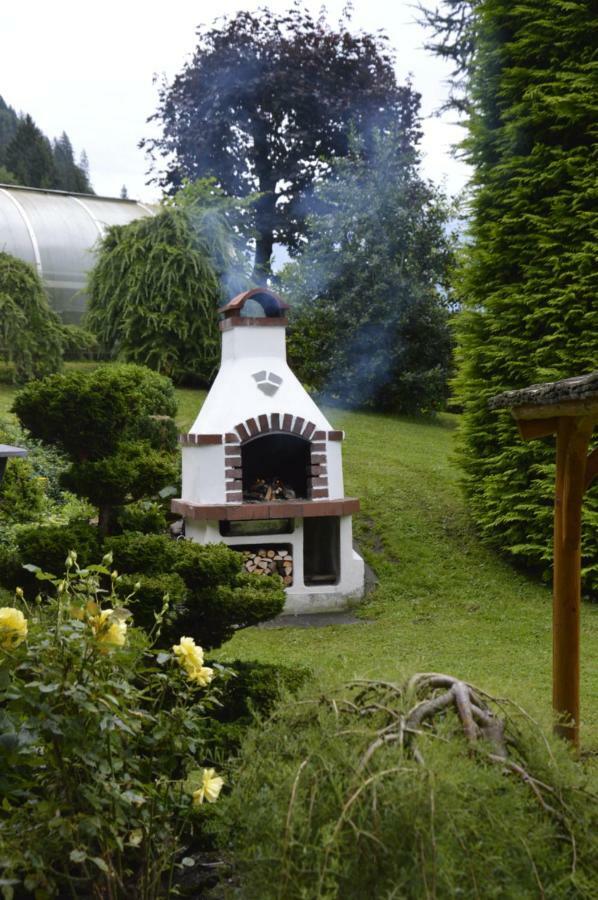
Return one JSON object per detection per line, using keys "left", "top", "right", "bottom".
{"left": 210, "top": 407, "right": 598, "bottom": 750}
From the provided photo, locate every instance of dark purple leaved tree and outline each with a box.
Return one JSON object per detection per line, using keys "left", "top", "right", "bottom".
{"left": 143, "top": 6, "right": 421, "bottom": 281}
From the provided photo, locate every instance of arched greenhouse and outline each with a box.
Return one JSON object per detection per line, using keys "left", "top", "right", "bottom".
{"left": 0, "top": 183, "right": 155, "bottom": 322}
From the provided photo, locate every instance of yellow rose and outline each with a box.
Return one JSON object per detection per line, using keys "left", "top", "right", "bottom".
{"left": 172, "top": 637, "right": 214, "bottom": 685}
{"left": 173, "top": 636, "right": 204, "bottom": 669}
{"left": 0, "top": 607, "right": 28, "bottom": 650}
{"left": 192, "top": 768, "right": 224, "bottom": 806}
{"left": 187, "top": 665, "right": 214, "bottom": 687}
{"left": 90, "top": 609, "right": 127, "bottom": 649}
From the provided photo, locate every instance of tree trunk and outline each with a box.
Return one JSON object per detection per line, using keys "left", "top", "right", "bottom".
{"left": 253, "top": 192, "right": 275, "bottom": 284}
{"left": 98, "top": 504, "right": 112, "bottom": 540}
{"left": 252, "top": 125, "right": 276, "bottom": 284}
{"left": 253, "top": 228, "right": 274, "bottom": 284}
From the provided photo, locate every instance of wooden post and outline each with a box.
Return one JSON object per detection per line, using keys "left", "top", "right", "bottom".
{"left": 552, "top": 416, "right": 592, "bottom": 747}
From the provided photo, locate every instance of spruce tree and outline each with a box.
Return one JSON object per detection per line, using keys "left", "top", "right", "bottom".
{"left": 426, "top": 0, "right": 598, "bottom": 591}
{"left": 5, "top": 115, "right": 57, "bottom": 189}
{"left": 52, "top": 132, "right": 93, "bottom": 193}
{"left": 0, "top": 95, "right": 19, "bottom": 166}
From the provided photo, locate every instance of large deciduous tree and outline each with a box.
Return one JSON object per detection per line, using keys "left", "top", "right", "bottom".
{"left": 423, "top": 0, "right": 598, "bottom": 591}
{"left": 283, "top": 133, "right": 455, "bottom": 414}
{"left": 143, "top": 6, "right": 421, "bottom": 280}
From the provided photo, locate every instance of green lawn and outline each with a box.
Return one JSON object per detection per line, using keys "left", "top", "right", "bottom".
{"left": 3, "top": 375, "right": 597, "bottom": 750}
{"left": 213, "top": 407, "right": 598, "bottom": 751}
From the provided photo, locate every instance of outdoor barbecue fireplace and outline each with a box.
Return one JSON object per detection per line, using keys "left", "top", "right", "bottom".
{"left": 171, "top": 287, "right": 365, "bottom": 614}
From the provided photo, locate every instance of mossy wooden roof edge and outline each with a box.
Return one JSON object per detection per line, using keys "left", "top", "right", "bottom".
{"left": 489, "top": 371, "right": 598, "bottom": 417}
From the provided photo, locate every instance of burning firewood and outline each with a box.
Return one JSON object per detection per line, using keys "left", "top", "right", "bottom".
{"left": 245, "top": 477, "right": 297, "bottom": 502}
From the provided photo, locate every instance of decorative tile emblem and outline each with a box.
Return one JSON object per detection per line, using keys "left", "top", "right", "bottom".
{"left": 252, "top": 371, "right": 283, "bottom": 396}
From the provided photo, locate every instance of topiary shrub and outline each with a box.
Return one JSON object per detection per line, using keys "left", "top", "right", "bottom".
{"left": 0, "top": 251, "right": 63, "bottom": 382}
{"left": 106, "top": 534, "right": 286, "bottom": 649}
{"left": 104, "top": 532, "right": 179, "bottom": 575}
{"left": 113, "top": 499, "right": 168, "bottom": 535}
{"left": 218, "top": 676, "right": 598, "bottom": 899}
{"left": 12, "top": 364, "right": 178, "bottom": 535}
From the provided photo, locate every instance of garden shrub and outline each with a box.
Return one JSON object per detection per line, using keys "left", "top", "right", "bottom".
{"left": 0, "top": 417, "right": 69, "bottom": 504}
{"left": 202, "top": 660, "right": 311, "bottom": 760}
{"left": 12, "top": 364, "right": 178, "bottom": 535}
{"left": 0, "top": 251, "right": 63, "bottom": 382}
{"left": 104, "top": 532, "right": 179, "bottom": 576}
{"left": 0, "top": 458, "right": 47, "bottom": 525}
{"left": 0, "top": 554, "right": 227, "bottom": 898}
{"left": 0, "top": 521, "right": 101, "bottom": 590}
{"left": 0, "top": 361, "right": 16, "bottom": 384}
{"left": 218, "top": 680, "right": 598, "bottom": 899}
{"left": 113, "top": 499, "right": 169, "bottom": 535}
{"left": 106, "top": 534, "right": 286, "bottom": 649}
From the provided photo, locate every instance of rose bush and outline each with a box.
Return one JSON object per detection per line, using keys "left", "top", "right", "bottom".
{"left": 0, "top": 552, "right": 226, "bottom": 898}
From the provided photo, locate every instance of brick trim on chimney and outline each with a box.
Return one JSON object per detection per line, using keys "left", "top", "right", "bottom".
{"left": 223, "top": 413, "right": 331, "bottom": 502}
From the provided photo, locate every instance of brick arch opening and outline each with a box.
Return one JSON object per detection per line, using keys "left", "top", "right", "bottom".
{"left": 224, "top": 413, "right": 329, "bottom": 503}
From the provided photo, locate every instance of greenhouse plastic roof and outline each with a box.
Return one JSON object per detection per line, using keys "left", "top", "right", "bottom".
{"left": 0, "top": 184, "right": 155, "bottom": 323}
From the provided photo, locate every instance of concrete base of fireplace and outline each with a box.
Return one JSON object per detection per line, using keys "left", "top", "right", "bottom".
{"left": 184, "top": 511, "right": 365, "bottom": 615}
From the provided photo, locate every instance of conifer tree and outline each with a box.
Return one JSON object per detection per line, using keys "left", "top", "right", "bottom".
{"left": 5, "top": 115, "right": 56, "bottom": 188}
{"left": 425, "top": 0, "right": 598, "bottom": 590}
{"left": 0, "top": 95, "right": 19, "bottom": 166}
{"left": 52, "top": 132, "right": 93, "bottom": 193}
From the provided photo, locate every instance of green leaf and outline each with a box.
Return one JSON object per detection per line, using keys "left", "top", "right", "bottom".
{"left": 69, "top": 849, "right": 87, "bottom": 863}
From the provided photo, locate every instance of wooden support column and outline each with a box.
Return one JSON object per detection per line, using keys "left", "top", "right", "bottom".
{"left": 552, "top": 416, "right": 592, "bottom": 747}
{"left": 491, "top": 373, "right": 598, "bottom": 751}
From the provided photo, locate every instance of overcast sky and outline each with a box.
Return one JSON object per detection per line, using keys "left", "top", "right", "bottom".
{"left": 1, "top": 0, "right": 469, "bottom": 202}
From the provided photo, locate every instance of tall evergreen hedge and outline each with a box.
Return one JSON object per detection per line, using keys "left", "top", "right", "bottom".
{"left": 448, "top": 0, "right": 598, "bottom": 592}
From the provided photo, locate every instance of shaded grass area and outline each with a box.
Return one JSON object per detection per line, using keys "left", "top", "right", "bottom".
{"left": 215, "top": 408, "right": 598, "bottom": 750}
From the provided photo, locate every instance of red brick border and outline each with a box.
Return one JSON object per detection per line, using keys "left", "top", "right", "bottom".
{"left": 228, "top": 414, "right": 330, "bottom": 501}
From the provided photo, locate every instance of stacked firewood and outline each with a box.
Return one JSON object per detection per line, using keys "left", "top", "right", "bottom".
{"left": 241, "top": 548, "right": 293, "bottom": 585}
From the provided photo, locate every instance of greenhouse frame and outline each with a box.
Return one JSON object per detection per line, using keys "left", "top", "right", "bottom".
{"left": 0, "top": 183, "right": 155, "bottom": 322}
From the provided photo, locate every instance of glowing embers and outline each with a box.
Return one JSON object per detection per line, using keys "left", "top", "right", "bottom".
{"left": 242, "top": 433, "right": 310, "bottom": 501}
